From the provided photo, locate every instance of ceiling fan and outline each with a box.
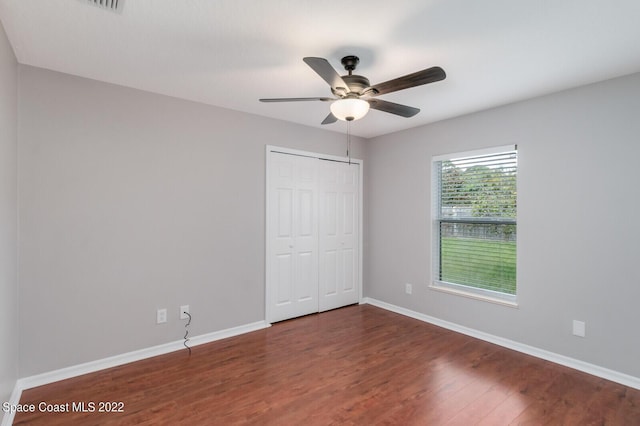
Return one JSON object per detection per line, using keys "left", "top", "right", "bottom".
{"left": 260, "top": 55, "right": 446, "bottom": 124}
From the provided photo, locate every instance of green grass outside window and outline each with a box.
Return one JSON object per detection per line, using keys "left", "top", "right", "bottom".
{"left": 440, "top": 237, "right": 516, "bottom": 294}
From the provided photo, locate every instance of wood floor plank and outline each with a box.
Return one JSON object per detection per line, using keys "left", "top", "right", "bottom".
{"left": 13, "top": 305, "right": 640, "bottom": 425}
{"left": 476, "top": 391, "right": 532, "bottom": 425}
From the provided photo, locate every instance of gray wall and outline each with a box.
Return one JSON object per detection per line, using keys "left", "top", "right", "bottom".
{"left": 17, "top": 66, "right": 366, "bottom": 376}
{"left": 366, "top": 72, "right": 640, "bottom": 377}
{"left": 0, "top": 19, "right": 18, "bottom": 404}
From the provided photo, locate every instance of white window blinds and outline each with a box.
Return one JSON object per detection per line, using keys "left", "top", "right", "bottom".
{"left": 433, "top": 146, "right": 517, "bottom": 299}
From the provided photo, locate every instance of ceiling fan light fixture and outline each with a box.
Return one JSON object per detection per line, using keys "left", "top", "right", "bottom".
{"left": 330, "top": 98, "right": 370, "bottom": 121}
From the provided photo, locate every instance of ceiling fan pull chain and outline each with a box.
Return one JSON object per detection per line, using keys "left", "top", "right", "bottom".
{"left": 347, "top": 120, "right": 352, "bottom": 165}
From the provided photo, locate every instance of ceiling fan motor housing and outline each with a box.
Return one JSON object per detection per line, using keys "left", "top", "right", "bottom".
{"left": 332, "top": 55, "right": 372, "bottom": 96}
{"left": 332, "top": 75, "right": 371, "bottom": 97}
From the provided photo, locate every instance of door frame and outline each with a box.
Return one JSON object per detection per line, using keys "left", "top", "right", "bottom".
{"left": 265, "top": 145, "right": 364, "bottom": 324}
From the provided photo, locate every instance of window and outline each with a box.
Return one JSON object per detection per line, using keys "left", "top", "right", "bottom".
{"left": 432, "top": 146, "right": 517, "bottom": 305}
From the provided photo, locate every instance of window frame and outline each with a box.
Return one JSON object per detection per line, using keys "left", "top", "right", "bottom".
{"left": 430, "top": 145, "right": 518, "bottom": 307}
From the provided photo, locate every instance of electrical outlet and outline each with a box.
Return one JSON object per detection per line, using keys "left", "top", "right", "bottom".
{"left": 572, "top": 320, "right": 586, "bottom": 337}
{"left": 405, "top": 283, "right": 412, "bottom": 295}
{"left": 157, "top": 308, "right": 167, "bottom": 324}
{"left": 180, "top": 305, "right": 190, "bottom": 320}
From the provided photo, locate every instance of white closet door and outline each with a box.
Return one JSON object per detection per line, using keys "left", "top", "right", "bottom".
{"left": 268, "top": 152, "right": 319, "bottom": 322}
{"left": 318, "top": 160, "right": 359, "bottom": 312}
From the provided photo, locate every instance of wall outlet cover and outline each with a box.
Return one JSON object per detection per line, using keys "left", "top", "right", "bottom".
{"left": 572, "top": 320, "right": 586, "bottom": 337}
{"left": 157, "top": 308, "right": 167, "bottom": 324}
{"left": 180, "top": 305, "right": 190, "bottom": 320}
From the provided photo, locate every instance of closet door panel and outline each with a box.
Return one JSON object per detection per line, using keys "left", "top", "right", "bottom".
{"left": 319, "top": 160, "right": 359, "bottom": 312}
{"left": 268, "top": 152, "right": 319, "bottom": 322}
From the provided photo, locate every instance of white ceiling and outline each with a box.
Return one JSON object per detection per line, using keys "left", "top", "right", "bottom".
{"left": 1, "top": 0, "right": 640, "bottom": 139}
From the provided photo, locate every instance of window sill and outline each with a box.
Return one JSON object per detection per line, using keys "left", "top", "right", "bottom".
{"left": 429, "top": 281, "right": 519, "bottom": 308}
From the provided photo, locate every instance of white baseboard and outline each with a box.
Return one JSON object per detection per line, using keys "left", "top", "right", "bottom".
{"left": 2, "top": 320, "right": 270, "bottom": 426}
{"left": 361, "top": 297, "right": 640, "bottom": 391}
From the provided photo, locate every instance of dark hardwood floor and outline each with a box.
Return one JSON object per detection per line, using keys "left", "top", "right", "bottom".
{"left": 14, "top": 304, "right": 640, "bottom": 425}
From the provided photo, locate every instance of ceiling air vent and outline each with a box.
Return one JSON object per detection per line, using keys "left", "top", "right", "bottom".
{"left": 83, "top": 0, "right": 125, "bottom": 13}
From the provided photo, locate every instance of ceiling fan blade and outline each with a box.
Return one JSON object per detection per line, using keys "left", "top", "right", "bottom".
{"left": 321, "top": 112, "right": 338, "bottom": 125}
{"left": 369, "top": 66, "right": 446, "bottom": 96}
{"left": 368, "top": 99, "right": 420, "bottom": 117}
{"left": 259, "top": 97, "right": 334, "bottom": 102}
{"left": 303, "top": 57, "right": 350, "bottom": 94}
